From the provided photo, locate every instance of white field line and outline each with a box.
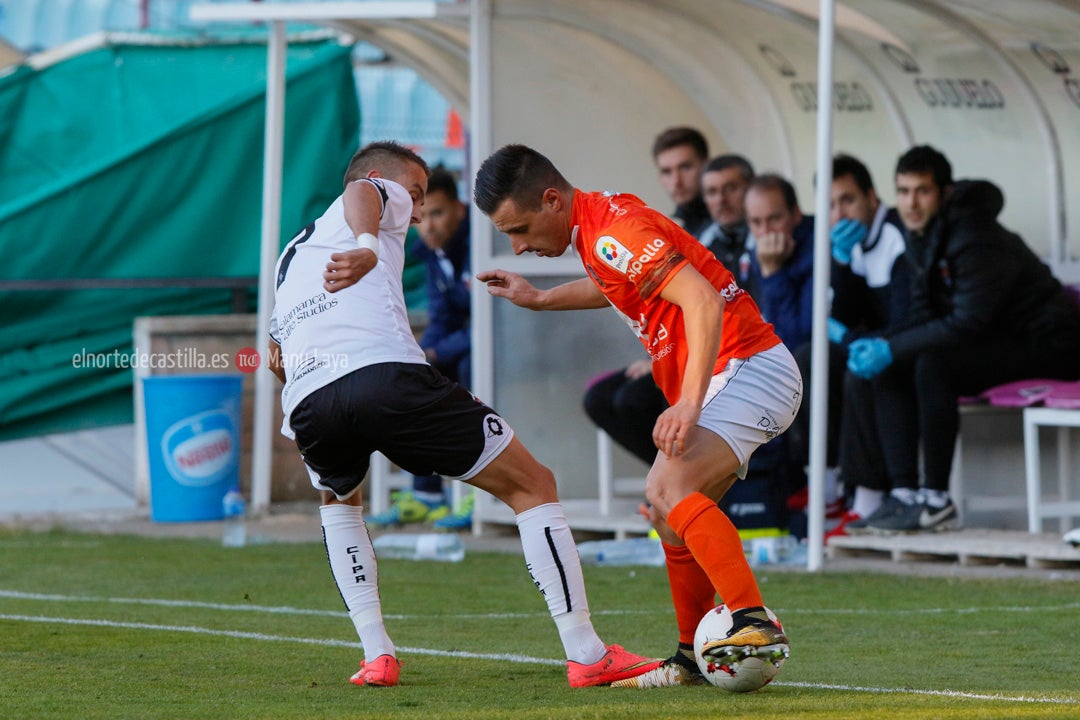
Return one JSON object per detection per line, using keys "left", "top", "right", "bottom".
{"left": 0, "top": 613, "right": 563, "bottom": 666}
{"left": 2, "top": 589, "right": 1079, "bottom": 620}
{"left": 808, "top": 602, "right": 1080, "bottom": 616}
{"left": 778, "top": 681, "right": 1078, "bottom": 705}
{"left": 0, "top": 607, "right": 1077, "bottom": 705}
{"left": 0, "top": 589, "right": 650, "bottom": 619}
{"left": 0, "top": 612, "right": 1076, "bottom": 704}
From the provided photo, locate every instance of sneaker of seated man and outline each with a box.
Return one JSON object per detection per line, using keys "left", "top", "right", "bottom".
{"left": 433, "top": 492, "right": 474, "bottom": 531}
{"left": 861, "top": 487, "right": 957, "bottom": 534}
{"left": 366, "top": 486, "right": 449, "bottom": 528}
{"left": 825, "top": 484, "right": 889, "bottom": 541}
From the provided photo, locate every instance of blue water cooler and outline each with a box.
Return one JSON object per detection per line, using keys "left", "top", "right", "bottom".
{"left": 143, "top": 375, "right": 243, "bottom": 522}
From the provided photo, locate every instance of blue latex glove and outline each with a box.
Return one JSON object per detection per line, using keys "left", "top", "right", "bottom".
{"left": 847, "top": 337, "right": 893, "bottom": 379}
{"left": 830, "top": 217, "right": 868, "bottom": 264}
{"left": 827, "top": 317, "right": 848, "bottom": 345}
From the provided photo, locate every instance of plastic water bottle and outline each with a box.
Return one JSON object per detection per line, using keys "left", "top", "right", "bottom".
{"left": 221, "top": 487, "right": 247, "bottom": 548}
{"left": 576, "top": 537, "right": 665, "bottom": 567}
{"left": 749, "top": 534, "right": 806, "bottom": 566}
{"left": 372, "top": 533, "right": 465, "bottom": 562}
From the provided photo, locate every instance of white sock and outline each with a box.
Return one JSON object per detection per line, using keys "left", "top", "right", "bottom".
{"left": 852, "top": 487, "right": 884, "bottom": 518}
{"left": 923, "top": 489, "right": 950, "bottom": 509}
{"left": 891, "top": 487, "right": 919, "bottom": 505}
{"left": 320, "top": 504, "right": 395, "bottom": 661}
{"left": 825, "top": 466, "right": 841, "bottom": 504}
{"left": 515, "top": 503, "right": 606, "bottom": 664}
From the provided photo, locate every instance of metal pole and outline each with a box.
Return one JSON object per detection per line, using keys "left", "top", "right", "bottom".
{"left": 251, "top": 20, "right": 286, "bottom": 514}
{"left": 806, "top": 0, "right": 836, "bottom": 571}
{"left": 468, "top": 0, "right": 492, "bottom": 534}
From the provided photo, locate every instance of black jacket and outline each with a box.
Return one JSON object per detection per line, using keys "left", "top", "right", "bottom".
{"left": 700, "top": 219, "right": 759, "bottom": 303}
{"left": 888, "top": 180, "right": 1080, "bottom": 362}
{"left": 674, "top": 195, "right": 712, "bottom": 240}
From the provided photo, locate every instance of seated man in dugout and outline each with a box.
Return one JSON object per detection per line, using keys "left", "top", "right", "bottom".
{"left": 744, "top": 174, "right": 845, "bottom": 526}
{"left": 848, "top": 144, "right": 1080, "bottom": 534}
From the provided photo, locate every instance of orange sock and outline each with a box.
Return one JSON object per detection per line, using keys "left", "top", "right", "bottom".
{"left": 667, "top": 492, "right": 763, "bottom": 611}
{"left": 662, "top": 541, "right": 718, "bottom": 646}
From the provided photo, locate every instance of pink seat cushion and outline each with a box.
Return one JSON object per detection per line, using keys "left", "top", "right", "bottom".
{"left": 1046, "top": 380, "right": 1080, "bottom": 409}
{"left": 980, "top": 379, "right": 1068, "bottom": 407}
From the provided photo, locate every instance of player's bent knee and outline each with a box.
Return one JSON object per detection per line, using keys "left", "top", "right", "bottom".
{"left": 468, "top": 438, "right": 558, "bottom": 512}
{"left": 321, "top": 488, "right": 362, "bottom": 506}
{"left": 644, "top": 476, "right": 680, "bottom": 518}
{"left": 514, "top": 461, "right": 557, "bottom": 507}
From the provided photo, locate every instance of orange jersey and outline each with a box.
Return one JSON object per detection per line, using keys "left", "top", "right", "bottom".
{"left": 571, "top": 190, "right": 780, "bottom": 404}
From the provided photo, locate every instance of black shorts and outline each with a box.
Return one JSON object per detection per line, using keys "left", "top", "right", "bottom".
{"left": 289, "top": 362, "right": 513, "bottom": 498}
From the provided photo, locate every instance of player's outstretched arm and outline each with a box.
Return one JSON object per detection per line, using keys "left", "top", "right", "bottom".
{"left": 478, "top": 271, "right": 607, "bottom": 311}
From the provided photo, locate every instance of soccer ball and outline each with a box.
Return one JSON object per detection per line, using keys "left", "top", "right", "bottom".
{"left": 693, "top": 604, "right": 786, "bottom": 692}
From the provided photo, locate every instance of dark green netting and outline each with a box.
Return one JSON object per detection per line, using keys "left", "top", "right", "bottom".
{"left": 0, "top": 34, "right": 361, "bottom": 441}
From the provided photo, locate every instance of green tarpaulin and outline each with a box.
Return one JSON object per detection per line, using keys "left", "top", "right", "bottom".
{"left": 0, "top": 33, "right": 361, "bottom": 441}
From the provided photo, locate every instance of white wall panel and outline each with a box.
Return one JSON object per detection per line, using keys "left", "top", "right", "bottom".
{"left": 843, "top": 0, "right": 1066, "bottom": 266}
{"left": 672, "top": 0, "right": 912, "bottom": 211}
{"left": 946, "top": 0, "right": 1080, "bottom": 274}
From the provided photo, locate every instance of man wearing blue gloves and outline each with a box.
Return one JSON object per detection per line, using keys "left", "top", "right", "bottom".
{"left": 820, "top": 155, "right": 910, "bottom": 541}
{"left": 847, "top": 146, "right": 1080, "bottom": 534}
{"left": 826, "top": 221, "right": 865, "bottom": 347}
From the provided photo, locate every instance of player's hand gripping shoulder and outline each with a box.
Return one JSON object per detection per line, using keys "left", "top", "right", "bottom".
{"left": 653, "top": 399, "right": 701, "bottom": 457}
{"left": 324, "top": 249, "right": 377, "bottom": 293}
{"left": 325, "top": 177, "right": 388, "bottom": 293}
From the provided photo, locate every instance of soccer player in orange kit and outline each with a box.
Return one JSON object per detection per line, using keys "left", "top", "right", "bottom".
{"left": 474, "top": 144, "right": 800, "bottom": 687}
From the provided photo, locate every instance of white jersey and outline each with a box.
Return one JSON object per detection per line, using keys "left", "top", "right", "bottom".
{"left": 269, "top": 177, "right": 426, "bottom": 431}
{"left": 850, "top": 203, "right": 906, "bottom": 288}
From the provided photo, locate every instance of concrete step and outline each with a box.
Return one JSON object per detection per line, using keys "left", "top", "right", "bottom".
{"left": 828, "top": 528, "right": 1080, "bottom": 569}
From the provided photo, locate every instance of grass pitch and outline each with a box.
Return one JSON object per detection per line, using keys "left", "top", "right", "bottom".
{"left": 0, "top": 528, "right": 1078, "bottom": 719}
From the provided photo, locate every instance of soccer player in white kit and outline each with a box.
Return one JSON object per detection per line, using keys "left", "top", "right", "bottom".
{"left": 267, "top": 141, "right": 660, "bottom": 688}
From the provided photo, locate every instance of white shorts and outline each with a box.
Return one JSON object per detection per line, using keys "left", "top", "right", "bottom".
{"left": 697, "top": 343, "right": 803, "bottom": 477}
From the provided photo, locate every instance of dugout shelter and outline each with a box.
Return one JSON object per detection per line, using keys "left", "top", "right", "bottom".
{"left": 190, "top": 0, "right": 1080, "bottom": 567}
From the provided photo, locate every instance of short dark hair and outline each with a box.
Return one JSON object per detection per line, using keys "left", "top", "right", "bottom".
{"left": 474, "top": 144, "right": 571, "bottom": 215}
{"left": 427, "top": 166, "right": 459, "bottom": 201}
{"left": 833, "top": 153, "right": 874, "bottom": 194}
{"left": 747, "top": 173, "right": 799, "bottom": 212}
{"left": 651, "top": 126, "right": 708, "bottom": 161}
{"left": 343, "top": 140, "right": 430, "bottom": 188}
{"left": 895, "top": 144, "right": 953, "bottom": 191}
{"left": 703, "top": 153, "right": 755, "bottom": 183}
